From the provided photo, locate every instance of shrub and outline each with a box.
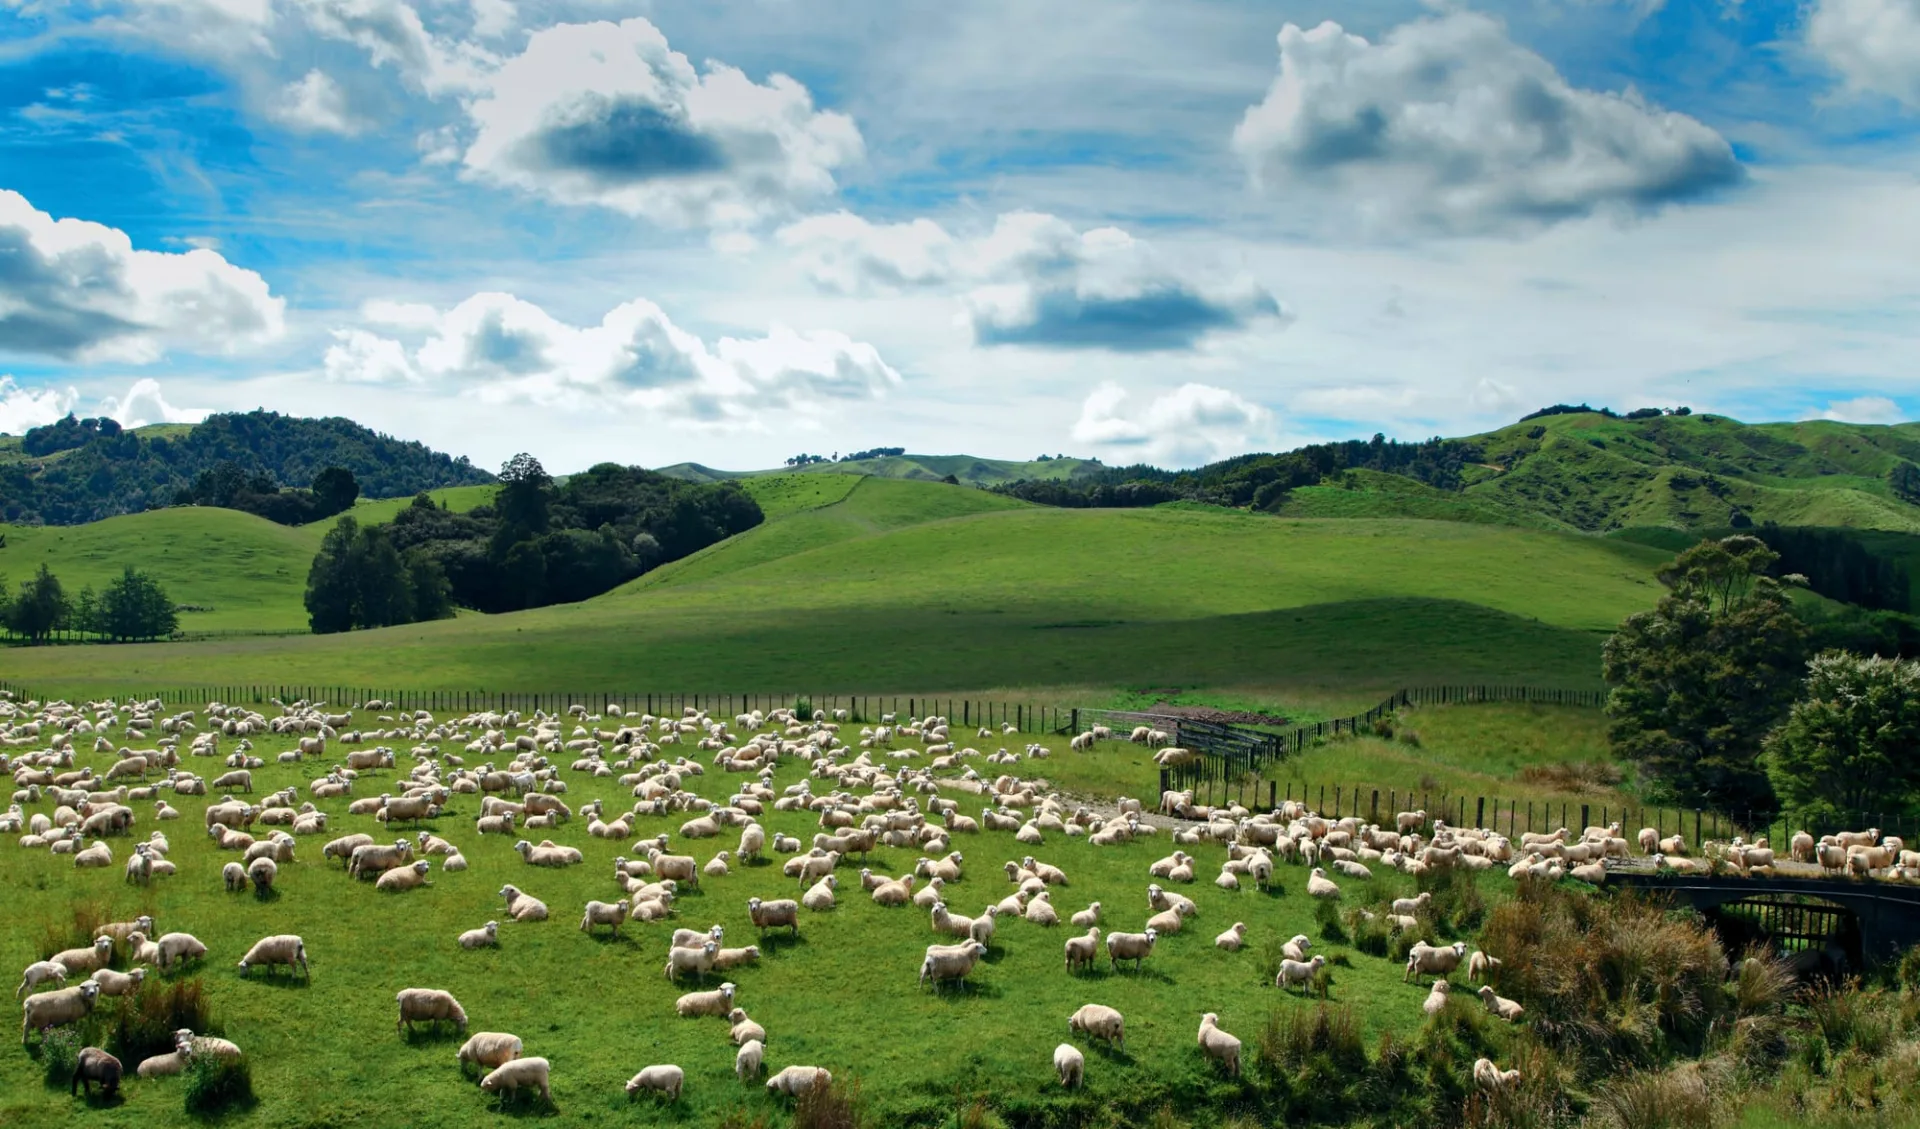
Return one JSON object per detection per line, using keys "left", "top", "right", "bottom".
{"left": 1419, "top": 866, "right": 1487, "bottom": 935}
{"left": 793, "top": 698, "right": 815, "bottom": 722}
{"left": 183, "top": 1054, "right": 253, "bottom": 1115}
{"left": 1314, "top": 897, "right": 1348, "bottom": 942}
{"left": 1258, "top": 1002, "right": 1367, "bottom": 1075}
{"left": 110, "top": 978, "right": 212, "bottom": 1066}
{"left": 35, "top": 899, "right": 113, "bottom": 960}
{"left": 1347, "top": 908, "right": 1392, "bottom": 957}
{"left": 1805, "top": 984, "right": 1899, "bottom": 1058}
{"left": 1592, "top": 1062, "right": 1719, "bottom": 1129}
{"left": 1517, "top": 761, "right": 1624, "bottom": 794}
{"left": 40, "top": 1025, "right": 83, "bottom": 1087}
{"left": 793, "top": 1076, "right": 863, "bottom": 1129}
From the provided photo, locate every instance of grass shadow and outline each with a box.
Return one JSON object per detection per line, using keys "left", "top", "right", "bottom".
{"left": 236, "top": 970, "right": 310, "bottom": 990}
{"left": 399, "top": 1023, "right": 466, "bottom": 1045}
{"left": 250, "top": 886, "right": 281, "bottom": 905}
{"left": 757, "top": 931, "right": 807, "bottom": 955}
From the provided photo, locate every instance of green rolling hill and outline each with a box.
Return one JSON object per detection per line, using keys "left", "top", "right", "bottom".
{"left": 656, "top": 452, "right": 1102, "bottom": 488}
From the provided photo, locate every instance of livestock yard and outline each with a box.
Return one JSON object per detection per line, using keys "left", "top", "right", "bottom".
{"left": 6, "top": 691, "right": 1919, "bottom": 1129}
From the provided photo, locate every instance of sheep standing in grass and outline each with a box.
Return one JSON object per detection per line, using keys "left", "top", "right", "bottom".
{"left": 22, "top": 980, "right": 99, "bottom": 1043}
{"left": 396, "top": 988, "right": 469, "bottom": 1036}
{"left": 247, "top": 856, "right": 279, "bottom": 894}
{"left": 50, "top": 938, "right": 112, "bottom": 978}
{"left": 1468, "top": 951, "right": 1501, "bottom": 984}
{"left": 919, "top": 941, "right": 988, "bottom": 990}
{"left": 625, "top": 1064, "right": 684, "bottom": 1101}
{"left": 499, "top": 885, "right": 548, "bottom": 922}
{"left": 1404, "top": 941, "right": 1468, "bottom": 985}
{"left": 457, "top": 1032, "right": 522, "bottom": 1077}
{"left": 580, "top": 900, "right": 630, "bottom": 936}
{"left": 1277, "top": 955, "right": 1326, "bottom": 993}
{"left": 766, "top": 1065, "right": 830, "bottom": 1098}
{"left": 1068, "top": 1003, "right": 1125, "bottom": 1050}
{"left": 71, "top": 1046, "right": 122, "bottom": 1098}
{"left": 237, "top": 935, "right": 309, "bottom": 980}
{"left": 664, "top": 942, "right": 720, "bottom": 982}
{"left": 735, "top": 1038, "right": 764, "bottom": 1081}
{"left": 16, "top": 960, "right": 69, "bottom": 1000}
{"left": 458, "top": 922, "right": 499, "bottom": 950}
{"left": 1064, "top": 927, "right": 1101, "bottom": 972}
{"left": 1105, "top": 928, "right": 1157, "bottom": 972}
{"left": 1423, "top": 979, "right": 1450, "bottom": 1017}
{"left": 1473, "top": 1057, "right": 1521, "bottom": 1093}
{"left": 1054, "top": 1043, "right": 1084, "bottom": 1088}
{"left": 747, "top": 897, "right": 799, "bottom": 937}
{"left": 480, "top": 1056, "right": 552, "bottom": 1107}
{"left": 1197, "top": 1013, "right": 1242, "bottom": 1077}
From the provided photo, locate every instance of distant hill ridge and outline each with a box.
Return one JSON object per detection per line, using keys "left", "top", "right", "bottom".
{"left": 655, "top": 453, "right": 1104, "bottom": 487}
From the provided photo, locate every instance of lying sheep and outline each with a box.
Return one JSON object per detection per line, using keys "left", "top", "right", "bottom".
{"left": 375, "top": 858, "right": 433, "bottom": 892}
{"left": 1423, "top": 979, "right": 1451, "bottom": 1016}
{"left": 499, "top": 885, "right": 548, "bottom": 922}
{"left": 480, "top": 1056, "right": 552, "bottom": 1107}
{"left": 728, "top": 1008, "right": 766, "bottom": 1046}
{"left": 1054, "top": 1042, "right": 1084, "bottom": 1088}
{"left": 396, "top": 988, "right": 469, "bottom": 1036}
{"left": 457, "top": 1032, "right": 522, "bottom": 1078}
{"left": 1197, "top": 1013, "right": 1241, "bottom": 1077}
{"left": 1478, "top": 986, "right": 1524, "bottom": 1022}
{"left": 237, "top": 934, "right": 309, "bottom": 980}
{"left": 71, "top": 1046, "right": 122, "bottom": 1098}
{"left": 712, "top": 945, "right": 760, "bottom": 972}
{"left": 802, "top": 875, "right": 837, "bottom": 912}
{"left": 675, "top": 982, "right": 736, "bottom": 1018}
{"left": 1068, "top": 1003, "right": 1125, "bottom": 1049}
{"left": 137, "top": 1041, "right": 190, "bottom": 1078}
{"left": 458, "top": 922, "right": 499, "bottom": 950}
{"left": 1215, "top": 922, "right": 1247, "bottom": 952}
{"left": 625, "top": 1064, "right": 684, "bottom": 1101}
{"left": 514, "top": 839, "right": 582, "bottom": 867}
{"left": 765, "top": 1065, "right": 830, "bottom": 1098}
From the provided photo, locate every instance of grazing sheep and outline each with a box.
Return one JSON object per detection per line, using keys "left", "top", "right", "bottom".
{"left": 480, "top": 1056, "right": 553, "bottom": 1107}
{"left": 71, "top": 1046, "right": 123, "bottom": 1097}
{"left": 222, "top": 861, "right": 248, "bottom": 893}
{"left": 765, "top": 1065, "right": 830, "bottom": 1098}
{"left": 1197, "top": 1013, "right": 1242, "bottom": 1077}
{"left": 1404, "top": 941, "right": 1469, "bottom": 984}
{"left": 1106, "top": 928, "right": 1158, "bottom": 972}
{"left": 456, "top": 1032, "right": 522, "bottom": 1077}
{"left": 396, "top": 988, "right": 469, "bottom": 1036}
{"left": 1215, "top": 922, "right": 1247, "bottom": 951}
{"left": 375, "top": 859, "right": 431, "bottom": 892}
{"left": 1276, "top": 955, "right": 1327, "bottom": 993}
{"left": 458, "top": 922, "right": 499, "bottom": 950}
{"left": 735, "top": 1038, "right": 764, "bottom": 1081}
{"left": 1068, "top": 1003, "right": 1125, "bottom": 1049}
{"left": 675, "top": 982, "right": 736, "bottom": 1018}
{"left": 1064, "top": 927, "right": 1101, "bottom": 971}
{"left": 1423, "top": 979, "right": 1451, "bottom": 1017}
{"left": 1473, "top": 1057, "right": 1521, "bottom": 1093}
{"left": 625, "top": 1064, "right": 684, "bottom": 1101}
{"left": 728, "top": 1008, "right": 766, "bottom": 1046}
{"left": 22, "top": 980, "right": 99, "bottom": 1043}
{"left": 747, "top": 897, "right": 799, "bottom": 937}
{"left": 237, "top": 934, "right": 309, "bottom": 980}
{"left": 920, "top": 941, "right": 988, "bottom": 989}
{"left": 50, "top": 938, "right": 112, "bottom": 978}
{"left": 1468, "top": 951, "right": 1501, "bottom": 984}
{"left": 579, "top": 900, "right": 630, "bottom": 936}
{"left": 247, "top": 855, "right": 279, "bottom": 893}
{"left": 1478, "top": 985, "right": 1524, "bottom": 1022}
{"left": 1054, "top": 1042, "right": 1084, "bottom": 1088}
{"left": 499, "top": 885, "right": 549, "bottom": 922}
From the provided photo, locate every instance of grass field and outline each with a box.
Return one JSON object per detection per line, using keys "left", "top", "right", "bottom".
{"left": 1, "top": 478, "right": 1669, "bottom": 698}
{"left": 0, "top": 706, "right": 1526, "bottom": 1128}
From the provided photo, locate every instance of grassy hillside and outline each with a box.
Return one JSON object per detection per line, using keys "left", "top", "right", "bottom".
{"left": 3, "top": 477, "right": 1668, "bottom": 697}
{"left": 330, "top": 484, "right": 497, "bottom": 528}
{"left": 657, "top": 453, "right": 1102, "bottom": 488}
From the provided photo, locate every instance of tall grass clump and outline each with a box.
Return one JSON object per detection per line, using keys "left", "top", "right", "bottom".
{"left": 35, "top": 899, "right": 114, "bottom": 960}
{"left": 1477, "top": 884, "right": 1726, "bottom": 1070}
{"left": 183, "top": 1054, "right": 254, "bottom": 1116}
{"left": 793, "top": 1076, "right": 864, "bottom": 1129}
{"left": 110, "top": 978, "right": 213, "bottom": 1065}
{"left": 39, "top": 1026, "right": 84, "bottom": 1087}
{"left": 1592, "top": 1062, "right": 1721, "bottom": 1129}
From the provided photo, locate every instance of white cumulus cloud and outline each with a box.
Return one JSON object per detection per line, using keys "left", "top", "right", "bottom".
{"left": 777, "top": 210, "right": 1282, "bottom": 352}
{"left": 327, "top": 292, "right": 901, "bottom": 425}
{"left": 460, "top": 17, "right": 863, "bottom": 228}
{"left": 0, "top": 189, "right": 286, "bottom": 363}
{"left": 0, "top": 376, "right": 77, "bottom": 435}
{"left": 292, "top": 0, "right": 495, "bottom": 95}
{"left": 274, "top": 69, "right": 360, "bottom": 134}
{"left": 1071, "top": 381, "right": 1275, "bottom": 467}
{"left": 1813, "top": 395, "right": 1905, "bottom": 423}
{"left": 100, "top": 378, "right": 209, "bottom": 428}
{"left": 1231, "top": 13, "right": 1742, "bottom": 234}
{"left": 1806, "top": 0, "right": 1920, "bottom": 108}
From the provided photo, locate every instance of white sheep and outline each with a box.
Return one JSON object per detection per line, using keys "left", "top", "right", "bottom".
{"left": 374, "top": 859, "right": 430, "bottom": 892}
{"left": 1307, "top": 867, "right": 1341, "bottom": 899}
{"left": 396, "top": 988, "right": 469, "bottom": 1036}
{"left": 674, "top": 982, "right": 736, "bottom": 1018}
{"left": 458, "top": 922, "right": 500, "bottom": 950}
{"left": 625, "top": 1064, "right": 684, "bottom": 1101}
{"left": 50, "top": 938, "right": 113, "bottom": 978}
{"left": 766, "top": 1065, "right": 831, "bottom": 1098}
{"left": 1468, "top": 951, "right": 1501, "bottom": 984}
{"left": 580, "top": 899, "right": 630, "bottom": 936}
{"left": 1070, "top": 902, "right": 1101, "bottom": 928}
{"left": 1474, "top": 1057, "right": 1521, "bottom": 1093}
{"left": 748, "top": 896, "right": 799, "bottom": 937}
{"left": 1054, "top": 1042, "right": 1084, "bottom": 1088}
{"left": 1282, "top": 934, "right": 1313, "bottom": 963}
{"left": 237, "top": 934, "right": 309, "bottom": 979}
{"left": 1276, "top": 954, "right": 1327, "bottom": 993}
{"left": 1064, "top": 927, "right": 1101, "bottom": 971}
{"left": 22, "top": 980, "right": 99, "bottom": 1043}
{"left": 499, "top": 884, "right": 549, "bottom": 922}
{"left": 802, "top": 875, "right": 838, "bottom": 912}
{"left": 457, "top": 1031, "right": 523, "bottom": 1077}
{"left": 480, "top": 1056, "right": 552, "bottom": 1107}
{"left": 1478, "top": 985, "right": 1524, "bottom": 1022}
{"left": 1068, "top": 1003, "right": 1125, "bottom": 1049}
{"left": 1423, "top": 979, "right": 1451, "bottom": 1017}
{"left": 664, "top": 942, "right": 720, "bottom": 982}
{"left": 735, "top": 1038, "right": 764, "bottom": 1081}
{"left": 1215, "top": 922, "right": 1247, "bottom": 951}
{"left": 920, "top": 941, "right": 988, "bottom": 989}
{"left": 1106, "top": 928, "right": 1158, "bottom": 971}
{"left": 1404, "top": 940, "right": 1468, "bottom": 984}
{"left": 15, "top": 960, "right": 69, "bottom": 1000}
{"left": 712, "top": 945, "right": 760, "bottom": 971}
{"left": 729, "top": 1008, "right": 766, "bottom": 1045}
{"left": 1197, "top": 1013, "right": 1241, "bottom": 1076}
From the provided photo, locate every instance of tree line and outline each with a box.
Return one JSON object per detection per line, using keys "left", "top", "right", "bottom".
{"left": 302, "top": 455, "right": 764, "bottom": 632}
{"left": 0, "top": 564, "right": 179, "bottom": 643}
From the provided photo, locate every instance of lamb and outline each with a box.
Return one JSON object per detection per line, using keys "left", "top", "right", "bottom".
{"left": 137, "top": 1041, "right": 190, "bottom": 1079}
{"left": 625, "top": 1064, "right": 684, "bottom": 1101}
{"left": 457, "top": 1032, "right": 523, "bottom": 1077}
{"left": 1307, "top": 867, "right": 1341, "bottom": 899}
{"left": 663, "top": 942, "right": 720, "bottom": 982}
{"left": 396, "top": 987, "right": 469, "bottom": 1036}
{"left": 1276, "top": 955, "right": 1327, "bottom": 993}
{"left": 1054, "top": 1042, "right": 1084, "bottom": 1088}
{"left": 802, "top": 875, "right": 838, "bottom": 911}
{"left": 1105, "top": 928, "right": 1158, "bottom": 972}
{"left": 579, "top": 900, "right": 630, "bottom": 936}
{"left": 22, "top": 980, "right": 98, "bottom": 1043}
{"left": 1064, "top": 927, "right": 1101, "bottom": 971}
{"left": 766, "top": 1065, "right": 831, "bottom": 1098}
{"left": 16, "top": 960, "right": 68, "bottom": 1000}
{"left": 50, "top": 937, "right": 112, "bottom": 977}
{"left": 1215, "top": 922, "right": 1247, "bottom": 951}
{"left": 1478, "top": 985, "right": 1524, "bottom": 1022}
{"left": 748, "top": 897, "right": 800, "bottom": 937}
{"left": 712, "top": 945, "right": 761, "bottom": 971}
{"left": 1068, "top": 1002, "right": 1125, "bottom": 1048}
{"left": 375, "top": 859, "right": 431, "bottom": 892}
{"left": 499, "top": 884, "right": 549, "bottom": 922}
{"left": 1423, "top": 979, "right": 1450, "bottom": 1016}
{"left": 1468, "top": 951, "right": 1501, "bottom": 984}
{"left": 237, "top": 934, "right": 309, "bottom": 980}
{"left": 735, "top": 1038, "right": 764, "bottom": 1081}
{"left": 1404, "top": 940, "right": 1468, "bottom": 984}
{"left": 728, "top": 1008, "right": 766, "bottom": 1046}
{"left": 674, "top": 982, "right": 736, "bottom": 1018}
{"left": 71, "top": 1046, "right": 123, "bottom": 1098}
{"left": 1391, "top": 892, "right": 1432, "bottom": 917}
{"left": 1070, "top": 902, "right": 1101, "bottom": 928}
{"left": 1473, "top": 1057, "right": 1521, "bottom": 1093}
{"left": 1196, "top": 1013, "right": 1242, "bottom": 1077}
{"left": 920, "top": 941, "right": 988, "bottom": 989}
{"left": 479, "top": 1056, "right": 553, "bottom": 1107}
{"left": 458, "top": 922, "right": 499, "bottom": 950}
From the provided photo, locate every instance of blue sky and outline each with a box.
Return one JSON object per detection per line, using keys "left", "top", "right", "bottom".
{"left": 0, "top": 0, "right": 1917, "bottom": 472}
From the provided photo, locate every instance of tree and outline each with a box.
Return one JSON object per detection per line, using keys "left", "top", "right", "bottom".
{"left": 496, "top": 453, "right": 552, "bottom": 541}
{"left": 1603, "top": 536, "right": 1808, "bottom": 822}
{"left": 311, "top": 467, "right": 360, "bottom": 516}
{"left": 405, "top": 553, "right": 454, "bottom": 622}
{"left": 303, "top": 517, "right": 415, "bottom": 632}
{"left": 305, "top": 518, "right": 362, "bottom": 634}
{"left": 99, "top": 567, "right": 178, "bottom": 641}
{"left": 72, "top": 585, "right": 99, "bottom": 639}
{"left": 1766, "top": 651, "right": 1920, "bottom": 826}
{"left": 6, "top": 564, "right": 71, "bottom": 644}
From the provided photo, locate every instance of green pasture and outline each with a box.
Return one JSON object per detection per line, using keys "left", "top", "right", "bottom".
{"left": 1, "top": 709, "right": 1524, "bottom": 1128}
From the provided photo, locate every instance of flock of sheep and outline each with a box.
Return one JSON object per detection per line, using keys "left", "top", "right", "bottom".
{"left": 5, "top": 690, "right": 1904, "bottom": 1113}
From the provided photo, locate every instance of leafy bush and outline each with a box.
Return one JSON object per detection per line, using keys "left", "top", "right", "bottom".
{"left": 1418, "top": 866, "right": 1487, "bottom": 935}
{"left": 793, "top": 698, "right": 815, "bottom": 722}
{"left": 110, "top": 978, "right": 212, "bottom": 1065}
{"left": 1593, "top": 1062, "right": 1721, "bottom": 1129}
{"left": 1346, "top": 908, "right": 1392, "bottom": 957}
{"left": 1314, "top": 897, "right": 1348, "bottom": 942}
{"left": 183, "top": 1054, "right": 253, "bottom": 1115}
{"left": 40, "top": 1025, "right": 83, "bottom": 1086}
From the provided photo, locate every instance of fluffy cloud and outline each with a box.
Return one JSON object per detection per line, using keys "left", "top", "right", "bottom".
{"left": 1813, "top": 395, "right": 1905, "bottom": 423}
{"left": 777, "top": 211, "right": 1282, "bottom": 351}
{"left": 0, "top": 190, "right": 285, "bottom": 363}
{"left": 1806, "top": 0, "right": 1920, "bottom": 108}
{"left": 0, "top": 376, "right": 77, "bottom": 435}
{"left": 1071, "top": 382, "right": 1275, "bottom": 467}
{"left": 274, "top": 69, "right": 360, "bottom": 135}
{"left": 293, "top": 0, "right": 494, "bottom": 95}
{"left": 1232, "top": 14, "right": 1742, "bottom": 234}
{"left": 326, "top": 292, "right": 900, "bottom": 424}
{"left": 460, "top": 18, "right": 863, "bottom": 228}
{"left": 101, "top": 378, "right": 209, "bottom": 427}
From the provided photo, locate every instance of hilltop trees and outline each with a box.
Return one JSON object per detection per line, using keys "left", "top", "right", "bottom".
{"left": 1766, "top": 652, "right": 1920, "bottom": 826}
{"left": 179, "top": 461, "right": 362, "bottom": 525}
{"left": 304, "top": 517, "right": 453, "bottom": 634}
{"left": 1603, "top": 536, "right": 1809, "bottom": 822}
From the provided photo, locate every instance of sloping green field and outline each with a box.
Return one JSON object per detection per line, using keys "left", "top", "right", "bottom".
{"left": 3, "top": 477, "right": 1667, "bottom": 698}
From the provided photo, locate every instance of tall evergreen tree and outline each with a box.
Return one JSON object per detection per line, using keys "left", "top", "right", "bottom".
{"left": 100, "top": 566, "right": 179, "bottom": 641}
{"left": 7, "top": 564, "right": 70, "bottom": 644}
{"left": 305, "top": 518, "right": 362, "bottom": 634}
